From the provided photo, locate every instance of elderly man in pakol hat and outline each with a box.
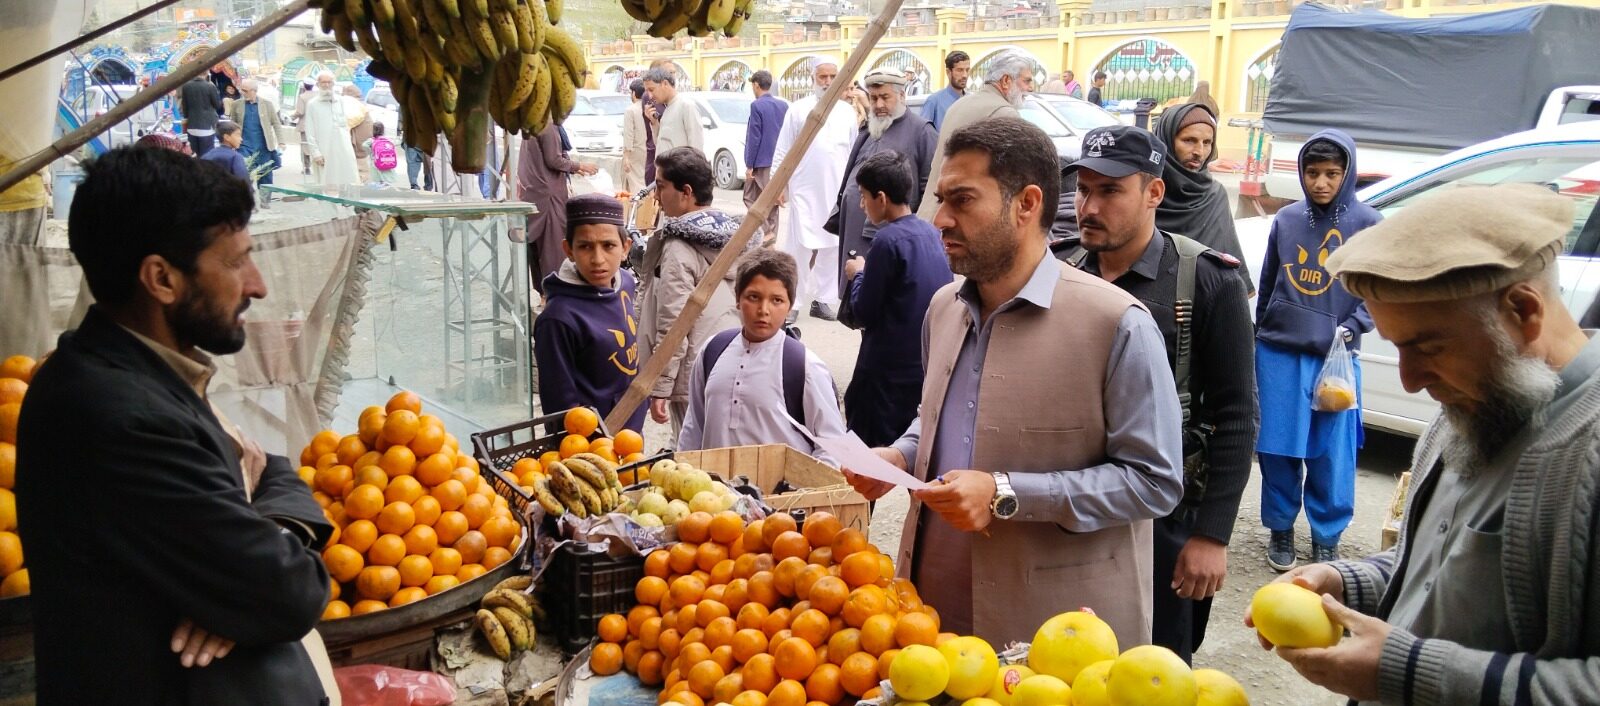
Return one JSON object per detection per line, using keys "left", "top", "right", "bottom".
{"left": 1246, "top": 183, "right": 1600, "bottom": 705}
{"left": 532, "top": 193, "right": 646, "bottom": 432}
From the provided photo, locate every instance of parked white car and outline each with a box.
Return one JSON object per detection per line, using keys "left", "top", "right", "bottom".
{"left": 1237, "top": 120, "right": 1600, "bottom": 437}
{"left": 566, "top": 90, "right": 631, "bottom": 153}
{"left": 676, "top": 91, "right": 753, "bottom": 190}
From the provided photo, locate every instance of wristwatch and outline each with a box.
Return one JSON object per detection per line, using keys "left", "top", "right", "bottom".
{"left": 990, "top": 473, "right": 1018, "bottom": 520}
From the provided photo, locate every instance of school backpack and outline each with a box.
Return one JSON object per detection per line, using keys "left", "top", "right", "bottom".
{"left": 371, "top": 136, "right": 399, "bottom": 171}
{"left": 701, "top": 328, "right": 808, "bottom": 426}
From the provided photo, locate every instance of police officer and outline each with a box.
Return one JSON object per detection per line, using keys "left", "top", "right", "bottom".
{"left": 1053, "top": 125, "right": 1259, "bottom": 663}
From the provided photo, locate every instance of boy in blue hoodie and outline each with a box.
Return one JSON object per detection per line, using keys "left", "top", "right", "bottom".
{"left": 1254, "top": 129, "right": 1380, "bottom": 570}
{"left": 532, "top": 193, "right": 648, "bottom": 432}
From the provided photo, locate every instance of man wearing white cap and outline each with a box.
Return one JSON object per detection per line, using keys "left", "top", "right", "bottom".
{"left": 772, "top": 59, "right": 858, "bottom": 322}
{"left": 1248, "top": 183, "right": 1600, "bottom": 704}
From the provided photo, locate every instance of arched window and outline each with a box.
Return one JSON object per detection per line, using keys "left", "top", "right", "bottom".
{"left": 869, "top": 50, "right": 932, "bottom": 96}
{"left": 1093, "top": 39, "right": 1197, "bottom": 104}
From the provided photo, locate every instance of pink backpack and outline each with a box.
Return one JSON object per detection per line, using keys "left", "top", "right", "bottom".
{"left": 371, "top": 136, "right": 399, "bottom": 171}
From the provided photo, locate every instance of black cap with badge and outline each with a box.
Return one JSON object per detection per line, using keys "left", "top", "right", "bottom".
{"left": 1064, "top": 125, "right": 1167, "bottom": 178}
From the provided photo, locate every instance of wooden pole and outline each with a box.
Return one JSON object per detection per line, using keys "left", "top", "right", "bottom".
{"left": 0, "top": 0, "right": 183, "bottom": 84}
{"left": 604, "top": 3, "right": 907, "bottom": 432}
{"left": 0, "top": 0, "right": 314, "bottom": 197}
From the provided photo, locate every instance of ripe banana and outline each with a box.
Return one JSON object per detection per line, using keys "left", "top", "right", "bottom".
{"left": 545, "top": 58, "right": 577, "bottom": 125}
{"left": 505, "top": 52, "right": 536, "bottom": 114}
{"left": 435, "top": 0, "right": 462, "bottom": 19}
{"left": 571, "top": 453, "right": 622, "bottom": 489}
{"left": 440, "top": 71, "right": 460, "bottom": 113}
{"left": 643, "top": 0, "right": 669, "bottom": 20}
{"left": 489, "top": 6, "right": 519, "bottom": 50}
{"left": 688, "top": 0, "right": 713, "bottom": 37}
{"left": 475, "top": 609, "right": 513, "bottom": 659}
{"left": 492, "top": 607, "right": 534, "bottom": 651}
{"left": 539, "top": 25, "right": 586, "bottom": 83}
{"left": 706, "top": 0, "right": 736, "bottom": 31}
{"left": 513, "top": 0, "right": 539, "bottom": 54}
{"left": 519, "top": 53, "right": 553, "bottom": 135}
{"left": 487, "top": 70, "right": 509, "bottom": 129}
{"left": 371, "top": 0, "right": 396, "bottom": 27}
{"left": 482, "top": 587, "right": 537, "bottom": 618}
{"left": 620, "top": 0, "right": 652, "bottom": 23}
{"left": 467, "top": 0, "right": 491, "bottom": 19}
{"left": 572, "top": 473, "right": 603, "bottom": 514}
{"left": 353, "top": 20, "right": 384, "bottom": 58}
{"left": 466, "top": 13, "right": 502, "bottom": 63}
{"left": 343, "top": 0, "right": 368, "bottom": 27}
{"left": 545, "top": 0, "right": 563, "bottom": 24}
{"left": 421, "top": 0, "right": 457, "bottom": 38}
{"left": 495, "top": 575, "right": 534, "bottom": 592}
{"left": 723, "top": 10, "right": 746, "bottom": 36}
{"left": 320, "top": 4, "right": 338, "bottom": 32}
{"left": 561, "top": 457, "right": 607, "bottom": 490}
{"left": 647, "top": 0, "right": 694, "bottom": 37}
{"left": 373, "top": 21, "right": 410, "bottom": 74}
{"left": 530, "top": 475, "right": 566, "bottom": 516}
{"left": 331, "top": 14, "right": 358, "bottom": 52}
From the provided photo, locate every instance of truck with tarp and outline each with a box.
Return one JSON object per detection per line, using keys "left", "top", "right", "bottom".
{"left": 1258, "top": 3, "right": 1600, "bottom": 202}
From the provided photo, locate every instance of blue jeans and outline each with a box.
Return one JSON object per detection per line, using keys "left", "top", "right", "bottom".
{"left": 406, "top": 146, "right": 433, "bottom": 190}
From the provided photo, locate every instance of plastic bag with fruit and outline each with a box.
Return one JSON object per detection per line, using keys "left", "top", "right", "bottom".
{"left": 1311, "top": 335, "right": 1358, "bottom": 412}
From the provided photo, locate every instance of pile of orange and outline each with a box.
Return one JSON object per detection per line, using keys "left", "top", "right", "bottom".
{"left": 504, "top": 408, "right": 649, "bottom": 493}
{"left": 307, "top": 392, "right": 523, "bottom": 620}
{"left": 591, "top": 510, "right": 948, "bottom": 706}
{"left": 0, "top": 355, "right": 34, "bottom": 599}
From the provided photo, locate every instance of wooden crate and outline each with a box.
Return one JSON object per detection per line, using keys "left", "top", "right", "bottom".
{"left": 674, "top": 445, "right": 871, "bottom": 534}
{"left": 1381, "top": 471, "right": 1412, "bottom": 551}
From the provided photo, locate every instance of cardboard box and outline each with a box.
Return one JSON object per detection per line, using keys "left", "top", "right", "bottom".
{"left": 674, "top": 445, "right": 871, "bottom": 535}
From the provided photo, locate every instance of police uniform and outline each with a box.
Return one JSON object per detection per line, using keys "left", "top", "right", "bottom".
{"left": 1058, "top": 125, "right": 1260, "bottom": 663}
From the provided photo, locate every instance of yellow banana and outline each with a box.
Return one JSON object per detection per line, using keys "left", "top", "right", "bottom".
{"left": 467, "top": 0, "right": 490, "bottom": 19}
{"left": 647, "top": 0, "right": 693, "bottom": 37}
{"left": 643, "top": 0, "right": 670, "bottom": 20}
{"left": 512, "top": 0, "right": 537, "bottom": 54}
{"left": 491, "top": 607, "right": 533, "bottom": 652}
{"left": 487, "top": 73, "right": 509, "bottom": 131}
{"left": 371, "top": 0, "right": 396, "bottom": 26}
{"left": 530, "top": 474, "right": 566, "bottom": 515}
{"left": 373, "top": 21, "right": 410, "bottom": 73}
{"left": 489, "top": 8, "right": 518, "bottom": 49}
{"left": 495, "top": 576, "right": 534, "bottom": 592}
{"left": 440, "top": 71, "right": 459, "bottom": 113}
{"left": 505, "top": 52, "right": 536, "bottom": 114}
{"left": 723, "top": 12, "right": 745, "bottom": 36}
{"left": 421, "top": 0, "right": 456, "bottom": 38}
{"left": 482, "top": 588, "right": 537, "bottom": 618}
{"left": 520, "top": 53, "right": 552, "bottom": 135}
{"left": 353, "top": 20, "right": 383, "bottom": 57}
{"left": 546, "top": 58, "right": 576, "bottom": 125}
{"left": 705, "top": 0, "right": 736, "bottom": 31}
{"left": 526, "top": 0, "right": 548, "bottom": 55}
{"left": 474, "top": 609, "right": 512, "bottom": 659}
{"left": 331, "top": 14, "right": 357, "bottom": 52}
{"left": 539, "top": 24, "right": 586, "bottom": 79}
{"left": 466, "top": 14, "right": 502, "bottom": 63}
{"left": 437, "top": 0, "right": 461, "bottom": 19}
{"left": 544, "top": 0, "right": 563, "bottom": 24}
{"left": 343, "top": 0, "right": 368, "bottom": 27}
{"left": 619, "top": 0, "right": 652, "bottom": 22}
{"left": 561, "top": 457, "right": 607, "bottom": 490}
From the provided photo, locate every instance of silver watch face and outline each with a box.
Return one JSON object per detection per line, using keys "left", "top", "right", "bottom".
{"left": 994, "top": 495, "right": 1019, "bottom": 518}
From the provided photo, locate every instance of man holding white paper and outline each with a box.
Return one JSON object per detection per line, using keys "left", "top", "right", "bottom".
{"left": 843, "top": 119, "right": 1183, "bottom": 647}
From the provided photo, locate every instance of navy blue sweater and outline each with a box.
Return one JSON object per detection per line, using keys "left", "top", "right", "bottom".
{"left": 200, "top": 145, "right": 250, "bottom": 181}
{"left": 844, "top": 213, "right": 953, "bottom": 383}
{"left": 1255, "top": 129, "right": 1380, "bottom": 355}
{"left": 534, "top": 264, "right": 648, "bottom": 432}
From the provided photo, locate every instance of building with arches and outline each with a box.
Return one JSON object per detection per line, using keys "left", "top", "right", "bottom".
{"left": 970, "top": 46, "right": 1047, "bottom": 89}
{"left": 868, "top": 50, "right": 931, "bottom": 95}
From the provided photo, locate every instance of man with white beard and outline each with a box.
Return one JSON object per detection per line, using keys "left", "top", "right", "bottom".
{"left": 772, "top": 60, "right": 858, "bottom": 322}
{"left": 830, "top": 69, "right": 937, "bottom": 325}
{"left": 1246, "top": 184, "right": 1600, "bottom": 705}
{"left": 916, "top": 52, "right": 1032, "bottom": 221}
{"left": 300, "top": 72, "right": 360, "bottom": 186}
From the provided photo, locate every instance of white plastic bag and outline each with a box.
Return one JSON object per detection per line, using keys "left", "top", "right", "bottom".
{"left": 1312, "top": 336, "right": 1357, "bottom": 412}
{"left": 570, "top": 169, "right": 614, "bottom": 197}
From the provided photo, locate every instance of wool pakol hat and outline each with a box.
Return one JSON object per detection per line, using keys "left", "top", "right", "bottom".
{"left": 862, "top": 69, "right": 907, "bottom": 87}
{"left": 1325, "top": 183, "right": 1573, "bottom": 303}
{"left": 566, "top": 192, "right": 626, "bottom": 236}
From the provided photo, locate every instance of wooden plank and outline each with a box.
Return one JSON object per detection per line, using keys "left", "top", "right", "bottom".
{"left": 601, "top": 0, "right": 910, "bottom": 432}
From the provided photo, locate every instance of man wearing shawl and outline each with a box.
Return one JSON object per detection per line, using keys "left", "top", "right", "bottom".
{"left": 1155, "top": 103, "right": 1251, "bottom": 292}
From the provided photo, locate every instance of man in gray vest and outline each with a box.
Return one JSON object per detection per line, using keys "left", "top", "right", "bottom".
{"left": 1252, "top": 183, "right": 1600, "bottom": 704}
{"left": 1055, "top": 125, "right": 1258, "bottom": 663}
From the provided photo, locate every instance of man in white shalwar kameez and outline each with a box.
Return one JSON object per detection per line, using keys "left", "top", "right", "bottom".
{"left": 772, "top": 60, "right": 858, "bottom": 322}
{"left": 301, "top": 72, "right": 360, "bottom": 187}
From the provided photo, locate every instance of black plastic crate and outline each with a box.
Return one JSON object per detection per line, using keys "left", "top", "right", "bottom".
{"left": 469, "top": 407, "right": 611, "bottom": 518}
{"left": 545, "top": 540, "right": 645, "bottom": 654}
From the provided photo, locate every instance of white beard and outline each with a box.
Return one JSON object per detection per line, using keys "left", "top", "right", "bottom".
{"left": 867, "top": 103, "right": 906, "bottom": 140}
{"left": 1438, "top": 316, "right": 1561, "bottom": 475}
{"left": 1005, "top": 85, "right": 1025, "bottom": 108}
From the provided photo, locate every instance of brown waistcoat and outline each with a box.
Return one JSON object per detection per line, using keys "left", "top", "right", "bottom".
{"left": 895, "top": 259, "right": 1156, "bottom": 646}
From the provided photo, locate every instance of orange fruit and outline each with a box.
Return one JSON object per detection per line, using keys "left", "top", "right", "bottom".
{"left": 748, "top": 571, "right": 780, "bottom": 609}
{"left": 876, "top": 648, "right": 899, "bottom": 680}
{"left": 344, "top": 484, "right": 385, "bottom": 520}
{"left": 590, "top": 445, "right": 619, "bottom": 464}
{"left": 712, "top": 561, "right": 738, "bottom": 589}
{"left": 423, "top": 575, "right": 460, "bottom": 595}
{"left": 339, "top": 519, "right": 377, "bottom": 553}
{"left": 351, "top": 599, "right": 388, "bottom": 616}
{"left": 460, "top": 494, "right": 492, "bottom": 529}
{"left": 669, "top": 575, "right": 706, "bottom": 606}
{"left": 455, "top": 563, "right": 488, "bottom": 583}
{"left": 591, "top": 641, "right": 624, "bottom": 675}
{"left": 558, "top": 434, "right": 590, "bottom": 459}
{"left": 0, "top": 356, "right": 36, "bottom": 383}
{"left": 761, "top": 514, "right": 797, "bottom": 548}
{"left": 894, "top": 610, "right": 938, "bottom": 648}
{"left": 736, "top": 603, "right": 770, "bottom": 632}
{"left": 454, "top": 530, "right": 488, "bottom": 564}
{"left": 598, "top": 613, "right": 628, "bottom": 643}
{"left": 831, "top": 528, "right": 868, "bottom": 560}
{"left": 741, "top": 653, "right": 779, "bottom": 693}
{"left": 712, "top": 672, "right": 745, "bottom": 704}
{"left": 335, "top": 435, "right": 367, "bottom": 467}
{"left": 314, "top": 453, "right": 340, "bottom": 473}
{"left": 386, "top": 391, "right": 422, "bottom": 414}
{"left": 800, "top": 512, "right": 841, "bottom": 549}
{"left": 409, "top": 423, "right": 447, "bottom": 457}
{"left": 859, "top": 614, "right": 896, "bottom": 655}
{"left": 625, "top": 604, "right": 659, "bottom": 637}
{"left": 397, "top": 555, "right": 434, "bottom": 587}
{"left": 678, "top": 512, "right": 713, "bottom": 543}
{"left": 322, "top": 544, "right": 364, "bottom": 583}
{"left": 676, "top": 640, "right": 710, "bottom": 673}
{"left": 789, "top": 609, "right": 830, "bottom": 648}
{"left": 665, "top": 691, "right": 701, "bottom": 706}
{"left": 707, "top": 511, "right": 744, "bottom": 545}
{"left": 356, "top": 565, "right": 401, "bottom": 600}
{"left": 415, "top": 452, "right": 455, "bottom": 487}
{"left": 686, "top": 659, "right": 725, "bottom": 699}
{"left": 773, "top": 557, "right": 808, "bottom": 598}
{"left": 675, "top": 604, "right": 699, "bottom": 634}
{"left": 742, "top": 520, "right": 767, "bottom": 553}
{"left": 564, "top": 407, "right": 600, "bottom": 437}
{"left": 537, "top": 450, "right": 562, "bottom": 469}
{"left": 307, "top": 429, "right": 341, "bottom": 459}
{"left": 0, "top": 568, "right": 28, "bottom": 598}
{"left": 773, "top": 637, "right": 818, "bottom": 681}
{"left": 808, "top": 576, "right": 848, "bottom": 616}
{"left": 379, "top": 445, "right": 418, "bottom": 477}
{"left": 382, "top": 410, "right": 420, "bottom": 445}
{"left": 794, "top": 565, "right": 830, "bottom": 602}
{"left": 703, "top": 584, "right": 728, "bottom": 605}
{"left": 839, "top": 551, "right": 881, "bottom": 589}
{"left": 368, "top": 533, "right": 407, "bottom": 567}
{"left": 402, "top": 524, "right": 439, "bottom": 556}
{"left": 695, "top": 542, "right": 728, "bottom": 573}
{"left": 827, "top": 628, "right": 862, "bottom": 664}
{"left": 639, "top": 616, "right": 664, "bottom": 650}
{"left": 355, "top": 465, "right": 389, "bottom": 490}
{"left": 637, "top": 575, "right": 670, "bottom": 606}
{"left": 358, "top": 411, "right": 387, "bottom": 446}
{"left": 427, "top": 546, "right": 463, "bottom": 577}
{"left": 300, "top": 467, "right": 319, "bottom": 488}
{"left": 771, "top": 531, "right": 810, "bottom": 563}
{"left": 614, "top": 429, "right": 644, "bottom": 456}
{"left": 659, "top": 627, "right": 683, "bottom": 662}
{"left": 512, "top": 457, "right": 542, "bottom": 479}
{"left": 804, "top": 663, "right": 844, "bottom": 704}
{"left": 458, "top": 455, "right": 482, "bottom": 474}
{"left": 376, "top": 501, "right": 416, "bottom": 535}
{"left": 481, "top": 516, "right": 518, "bottom": 549}
{"left": 731, "top": 628, "right": 768, "bottom": 662}
{"left": 425, "top": 477, "right": 467, "bottom": 511}
{"left": 412, "top": 495, "right": 442, "bottom": 527}
{"left": 482, "top": 546, "right": 512, "bottom": 570}
{"left": 877, "top": 554, "right": 896, "bottom": 582}
{"left": 637, "top": 650, "right": 666, "bottom": 686}
{"left": 322, "top": 600, "right": 351, "bottom": 620}
{"left": 703, "top": 615, "right": 737, "bottom": 649}
{"left": 806, "top": 547, "right": 833, "bottom": 568}
{"left": 842, "top": 585, "right": 889, "bottom": 627}
{"left": 668, "top": 542, "right": 699, "bottom": 574}
{"left": 838, "top": 651, "right": 878, "bottom": 696}
{"left": 449, "top": 466, "right": 481, "bottom": 493}
{"left": 434, "top": 511, "right": 469, "bottom": 545}
{"left": 315, "top": 464, "right": 353, "bottom": 497}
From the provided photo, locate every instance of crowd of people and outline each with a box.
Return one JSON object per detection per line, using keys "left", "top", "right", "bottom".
{"left": 13, "top": 42, "right": 1599, "bottom": 706}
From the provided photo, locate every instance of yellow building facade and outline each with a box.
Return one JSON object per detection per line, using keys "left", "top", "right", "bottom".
{"left": 584, "top": 0, "right": 1599, "bottom": 158}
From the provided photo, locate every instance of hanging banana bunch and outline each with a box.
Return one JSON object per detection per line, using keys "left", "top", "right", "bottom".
{"left": 306, "top": 0, "right": 589, "bottom": 173}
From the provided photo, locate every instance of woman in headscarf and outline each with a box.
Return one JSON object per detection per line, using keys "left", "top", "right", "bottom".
{"left": 1155, "top": 102, "right": 1251, "bottom": 291}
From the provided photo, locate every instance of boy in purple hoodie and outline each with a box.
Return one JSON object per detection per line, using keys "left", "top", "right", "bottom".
{"left": 532, "top": 193, "right": 648, "bottom": 432}
{"left": 1255, "top": 129, "right": 1381, "bottom": 570}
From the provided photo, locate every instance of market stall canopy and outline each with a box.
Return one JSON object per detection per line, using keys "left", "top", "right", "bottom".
{"left": 1263, "top": 3, "right": 1600, "bottom": 151}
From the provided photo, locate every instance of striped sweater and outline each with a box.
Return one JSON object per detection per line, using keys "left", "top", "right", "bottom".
{"left": 1329, "top": 371, "right": 1600, "bottom": 706}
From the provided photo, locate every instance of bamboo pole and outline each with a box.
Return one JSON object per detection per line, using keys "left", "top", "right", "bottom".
{"left": 0, "top": 0, "right": 314, "bottom": 197}
{"left": 604, "top": 2, "right": 907, "bottom": 432}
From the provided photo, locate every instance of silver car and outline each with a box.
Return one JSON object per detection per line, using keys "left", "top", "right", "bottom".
{"left": 566, "top": 90, "right": 631, "bottom": 153}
